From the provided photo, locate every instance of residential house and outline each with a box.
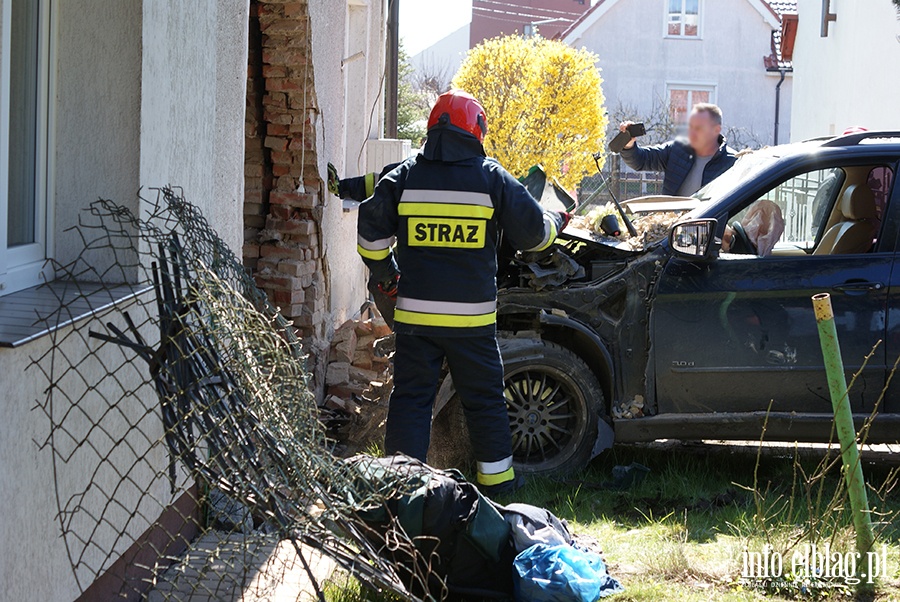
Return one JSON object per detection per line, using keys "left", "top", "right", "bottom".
{"left": 0, "top": 1, "right": 392, "bottom": 599}
{"left": 411, "top": 0, "right": 594, "bottom": 86}
{"left": 788, "top": 0, "right": 900, "bottom": 140}
{"left": 564, "top": 0, "right": 796, "bottom": 148}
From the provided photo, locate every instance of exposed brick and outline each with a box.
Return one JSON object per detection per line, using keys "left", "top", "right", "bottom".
{"left": 262, "top": 92, "right": 287, "bottom": 109}
{"left": 331, "top": 333, "right": 357, "bottom": 364}
{"left": 269, "top": 205, "right": 296, "bottom": 220}
{"left": 270, "top": 150, "right": 292, "bottom": 165}
{"left": 244, "top": 201, "right": 265, "bottom": 215}
{"left": 260, "top": 19, "right": 307, "bottom": 36}
{"left": 259, "top": 244, "right": 303, "bottom": 260}
{"left": 267, "top": 123, "right": 290, "bottom": 137}
{"left": 281, "top": 303, "right": 307, "bottom": 318}
{"left": 264, "top": 136, "right": 288, "bottom": 151}
{"left": 266, "top": 216, "right": 316, "bottom": 236}
{"left": 244, "top": 215, "right": 266, "bottom": 229}
{"left": 273, "top": 288, "right": 305, "bottom": 306}
{"left": 276, "top": 258, "right": 317, "bottom": 277}
{"left": 242, "top": 243, "right": 260, "bottom": 259}
{"left": 262, "top": 64, "right": 287, "bottom": 78}
{"left": 282, "top": 3, "right": 306, "bottom": 19}
{"left": 349, "top": 365, "right": 380, "bottom": 384}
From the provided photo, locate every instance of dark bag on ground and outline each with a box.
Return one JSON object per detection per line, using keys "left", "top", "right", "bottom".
{"left": 343, "top": 454, "right": 572, "bottom": 601}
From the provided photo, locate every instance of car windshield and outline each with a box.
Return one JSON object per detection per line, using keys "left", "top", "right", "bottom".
{"left": 691, "top": 151, "right": 778, "bottom": 204}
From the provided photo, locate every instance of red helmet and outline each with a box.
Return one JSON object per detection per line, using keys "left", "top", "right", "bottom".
{"left": 427, "top": 90, "right": 488, "bottom": 142}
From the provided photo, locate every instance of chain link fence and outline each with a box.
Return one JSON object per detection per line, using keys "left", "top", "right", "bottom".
{"left": 30, "top": 188, "right": 437, "bottom": 601}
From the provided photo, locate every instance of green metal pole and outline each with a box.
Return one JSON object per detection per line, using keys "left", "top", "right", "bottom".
{"left": 811, "top": 293, "right": 876, "bottom": 563}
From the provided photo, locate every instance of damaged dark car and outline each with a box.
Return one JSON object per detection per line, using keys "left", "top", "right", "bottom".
{"left": 435, "top": 131, "right": 900, "bottom": 475}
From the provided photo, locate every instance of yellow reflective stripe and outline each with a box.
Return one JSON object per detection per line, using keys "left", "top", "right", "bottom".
{"left": 477, "top": 467, "right": 515, "bottom": 487}
{"left": 357, "top": 244, "right": 391, "bottom": 261}
{"left": 399, "top": 202, "right": 494, "bottom": 219}
{"left": 394, "top": 309, "right": 497, "bottom": 328}
{"left": 526, "top": 214, "right": 558, "bottom": 252}
{"left": 364, "top": 172, "right": 376, "bottom": 198}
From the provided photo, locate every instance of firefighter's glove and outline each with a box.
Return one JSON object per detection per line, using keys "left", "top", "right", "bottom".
{"left": 327, "top": 162, "right": 340, "bottom": 197}
{"left": 377, "top": 274, "right": 400, "bottom": 299}
{"left": 558, "top": 211, "right": 573, "bottom": 230}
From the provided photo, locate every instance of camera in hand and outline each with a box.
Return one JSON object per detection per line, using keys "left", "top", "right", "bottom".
{"left": 608, "top": 122, "right": 646, "bottom": 154}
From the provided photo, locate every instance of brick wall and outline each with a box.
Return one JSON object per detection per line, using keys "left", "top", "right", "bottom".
{"left": 244, "top": 0, "right": 329, "bottom": 369}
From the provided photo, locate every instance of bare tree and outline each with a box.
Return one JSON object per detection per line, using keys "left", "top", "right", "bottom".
{"left": 609, "top": 96, "right": 765, "bottom": 150}
{"left": 412, "top": 54, "right": 454, "bottom": 105}
{"left": 607, "top": 95, "right": 679, "bottom": 146}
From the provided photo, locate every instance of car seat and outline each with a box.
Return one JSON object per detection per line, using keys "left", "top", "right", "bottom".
{"left": 813, "top": 184, "right": 878, "bottom": 255}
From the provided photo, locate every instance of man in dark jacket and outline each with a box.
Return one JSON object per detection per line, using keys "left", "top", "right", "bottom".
{"left": 357, "top": 90, "right": 568, "bottom": 496}
{"left": 618, "top": 103, "right": 737, "bottom": 196}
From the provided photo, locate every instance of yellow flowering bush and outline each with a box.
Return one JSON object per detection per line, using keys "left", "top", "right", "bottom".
{"left": 452, "top": 35, "right": 607, "bottom": 190}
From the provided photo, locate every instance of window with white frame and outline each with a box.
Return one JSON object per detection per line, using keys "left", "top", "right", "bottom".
{"left": 666, "top": 0, "right": 700, "bottom": 38}
{"left": 667, "top": 84, "right": 716, "bottom": 126}
{"left": 1, "top": 0, "right": 52, "bottom": 296}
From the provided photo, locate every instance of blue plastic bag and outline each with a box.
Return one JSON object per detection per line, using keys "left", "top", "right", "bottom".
{"left": 513, "top": 543, "right": 625, "bottom": 601}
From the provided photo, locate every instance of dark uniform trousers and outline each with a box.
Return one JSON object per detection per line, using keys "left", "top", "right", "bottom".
{"left": 384, "top": 333, "right": 512, "bottom": 465}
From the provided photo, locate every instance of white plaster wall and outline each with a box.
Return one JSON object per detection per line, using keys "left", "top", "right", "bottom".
{"left": 0, "top": 299, "right": 176, "bottom": 602}
{"left": 52, "top": 0, "right": 142, "bottom": 268}
{"left": 139, "top": 0, "right": 247, "bottom": 253}
{"left": 566, "top": 0, "right": 791, "bottom": 146}
{"left": 789, "top": 0, "right": 900, "bottom": 141}
{"left": 0, "top": 1, "right": 249, "bottom": 599}
{"left": 308, "top": 1, "right": 385, "bottom": 328}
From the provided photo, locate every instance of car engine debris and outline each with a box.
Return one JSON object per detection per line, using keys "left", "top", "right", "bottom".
{"left": 572, "top": 203, "right": 687, "bottom": 250}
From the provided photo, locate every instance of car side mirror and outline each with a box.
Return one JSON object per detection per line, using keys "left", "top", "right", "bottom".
{"left": 669, "top": 219, "right": 718, "bottom": 261}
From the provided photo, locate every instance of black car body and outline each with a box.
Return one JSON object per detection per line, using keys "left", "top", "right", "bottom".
{"left": 433, "top": 131, "right": 900, "bottom": 475}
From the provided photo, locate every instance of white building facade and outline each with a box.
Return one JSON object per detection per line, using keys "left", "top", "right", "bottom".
{"left": 564, "top": 0, "right": 795, "bottom": 148}
{"left": 789, "top": 0, "right": 900, "bottom": 140}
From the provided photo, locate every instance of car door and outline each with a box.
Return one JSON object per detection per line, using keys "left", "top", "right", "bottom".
{"left": 653, "top": 165, "right": 894, "bottom": 416}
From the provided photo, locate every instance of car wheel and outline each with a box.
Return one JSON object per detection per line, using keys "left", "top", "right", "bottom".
{"left": 501, "top": 340, "right": 605, "bottom": 475}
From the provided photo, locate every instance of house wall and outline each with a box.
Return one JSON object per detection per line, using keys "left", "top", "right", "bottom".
{"left": 789, "top": 0, "right": 900, "bottom": 140}
{"left": 566, "top": 0, "right": 792, "bottom": 147}
{"left": 0, "top": 1, "right": 248, "bottom": 600}
{"left": 242, "top": 0, "right": 384, "bottom": 394}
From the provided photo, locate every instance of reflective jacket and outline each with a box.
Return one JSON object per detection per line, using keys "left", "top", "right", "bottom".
{"left": 357, "top": 151, "right": 562, "bottom": 337}
{"left": 339, "top": 163, "right": 400, "bottom": 202}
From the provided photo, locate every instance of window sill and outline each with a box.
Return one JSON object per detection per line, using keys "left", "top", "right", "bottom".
{"left": 342, "top": 200, "right": 361, "bottom": 213}
{"left": 664, "top": 35, "right": 702, "bottom": 40}
{"left": 0, "top": 281, "right": 146, "bottom": 348}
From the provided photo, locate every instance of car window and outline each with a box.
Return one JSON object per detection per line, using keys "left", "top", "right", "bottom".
{"left": 726, "top": 169, "right": 844, "bottom": 253}
{"left": 724, "top": 165, "right": 896, "bottom": 257}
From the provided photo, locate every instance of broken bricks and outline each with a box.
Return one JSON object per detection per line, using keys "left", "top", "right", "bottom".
{"left": 321, "top": 313, "right": 394, "bottom": 456}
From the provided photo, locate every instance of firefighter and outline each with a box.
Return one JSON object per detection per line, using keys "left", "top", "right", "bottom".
{"left": 357, "top": 90, "right": 569, "bottom": 496}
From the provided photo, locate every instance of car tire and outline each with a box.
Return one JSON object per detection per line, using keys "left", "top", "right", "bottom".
{"left": 501, "top": 340, "right": 606, "bottom": 475}
{"left": 428, "top": 340, "right": 606, "bottom": 476}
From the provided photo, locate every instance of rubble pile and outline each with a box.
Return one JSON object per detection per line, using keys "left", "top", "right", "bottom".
{"left": 573, "top": 203, "right": 686, "bottom": 250}
{"left": 321, "top": 312, "right": 394, "bottom": 455}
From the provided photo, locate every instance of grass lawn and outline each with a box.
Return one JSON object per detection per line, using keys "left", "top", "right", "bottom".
{"left": 326, "top": 442, "right": 900, "bottom": 601}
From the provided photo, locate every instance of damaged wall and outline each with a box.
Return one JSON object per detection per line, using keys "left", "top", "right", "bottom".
{"left": 243, "top": 0, "right": 386, "bottom": 392}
